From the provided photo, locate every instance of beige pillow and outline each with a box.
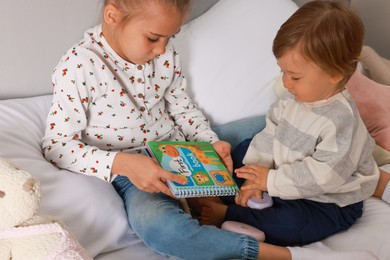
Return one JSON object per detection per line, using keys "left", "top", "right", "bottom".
{"left": 346, "top": 71, "right": 390, "bottom": 166}
{"left": 373, "top": 145, "right": 390, "bottom": 166}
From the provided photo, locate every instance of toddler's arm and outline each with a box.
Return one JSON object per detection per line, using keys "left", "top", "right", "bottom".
{"left": 234, "top": 185, "right": 260, "bottom": 207}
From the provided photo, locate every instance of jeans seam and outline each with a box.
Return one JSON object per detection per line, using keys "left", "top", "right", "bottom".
{"left": 241, "top": 235, "right": 259, "bottom": 260}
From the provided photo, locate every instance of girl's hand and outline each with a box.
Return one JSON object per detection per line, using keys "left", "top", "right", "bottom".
{"left": 235, "top": 164, "right": 269, "bottom": 192}
{"left": 212, "top": 140, "right": 233, "bottom": 173}
{"left": 112, "top": 153, "right": 187, "bottom": 198}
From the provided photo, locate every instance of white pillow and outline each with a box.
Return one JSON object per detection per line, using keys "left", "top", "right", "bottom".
{"left": 0, "top": 96, "right": 163, "bottom": 259}
{"left": 173, "top": 0, "right": 298, "bottom": 126}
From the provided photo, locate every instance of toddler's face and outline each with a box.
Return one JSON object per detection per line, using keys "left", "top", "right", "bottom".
{"left": 277, "top": 49, "right": 341, "bottom": 103}
{"left": 112, "top": 3, "right": 183, "bottom": 65}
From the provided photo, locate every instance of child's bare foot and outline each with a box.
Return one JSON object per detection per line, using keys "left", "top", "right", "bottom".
{"left": 186, "top": 197, "right": 202, "bottom": 216}
{"left": 187, "top": 197, "right": 222, "bottom": 216}
{"left": 199, "top": 198, "right": 228, "bottom": 227}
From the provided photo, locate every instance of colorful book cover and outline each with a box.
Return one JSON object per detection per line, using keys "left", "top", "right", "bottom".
{"left": 146, "top": 141, "right": 239, "bottom": 198}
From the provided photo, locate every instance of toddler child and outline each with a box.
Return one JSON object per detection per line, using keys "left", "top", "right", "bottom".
{"left": 200, "top": 0, "right": 380, "bottom": 255}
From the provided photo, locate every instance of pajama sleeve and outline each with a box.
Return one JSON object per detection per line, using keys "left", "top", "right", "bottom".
{"left": 41, "top": 47, "right": 117, "bottom": 182}
{"left": 163, "top": 44, "right": 219, "bottom": 143}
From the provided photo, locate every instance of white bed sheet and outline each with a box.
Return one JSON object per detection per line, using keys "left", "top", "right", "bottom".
{"left": 0, "top": 93, "right": 389, "bottom": 260}
{"left": 0, "top": 95, "right": 164, "bottom": 259}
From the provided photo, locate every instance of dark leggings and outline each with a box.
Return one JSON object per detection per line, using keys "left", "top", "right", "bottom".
{"left": 223, "top": 139, "right": 363, "bottom": 246}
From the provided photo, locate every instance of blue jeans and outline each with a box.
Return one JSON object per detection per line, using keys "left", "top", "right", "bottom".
{"left": 112, "top": 176, "right": 259, "bottom": 260}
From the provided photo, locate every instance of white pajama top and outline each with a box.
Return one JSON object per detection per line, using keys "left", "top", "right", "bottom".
{"left": 42, "top": 25, "right": 218, "bottom": 182}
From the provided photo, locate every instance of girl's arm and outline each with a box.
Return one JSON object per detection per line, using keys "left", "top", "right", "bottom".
{"left": 111, "top": 153, "right": 186, "bottom": 197}
{"left": 163, "top": 42, "right": 219, "bottom": 144}
{"left": 162, "top": 43, "right": 235, "bottom": 172}
{"left": 42, "top": 48, "right": 116, "bottom": 182}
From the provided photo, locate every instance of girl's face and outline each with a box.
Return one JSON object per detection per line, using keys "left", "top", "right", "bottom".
{"left": 105, "top": 3, "right": 184, "bottom": 65}
{"left": 277, "top": 48, "right": 342, "bottom": 103}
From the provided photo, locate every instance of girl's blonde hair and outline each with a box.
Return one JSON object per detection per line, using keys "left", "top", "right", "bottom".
{"left": 273, "top": 0, "right": 364, "bottom": 86}
{"left": 103, "top": 0, "right": 192, "bottom": 25}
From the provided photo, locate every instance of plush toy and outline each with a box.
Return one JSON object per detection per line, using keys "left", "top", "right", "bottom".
{"left": 0, "top": 158, "right": 91, "bottom": 260}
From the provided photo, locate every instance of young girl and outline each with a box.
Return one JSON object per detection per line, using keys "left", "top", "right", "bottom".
{"left": 200, "top": 0, "right": 380, "bottom": 257}
{"left": 42, "top": 0, "right": 378, "bottom": 259}
{"left": 41, "top": 0, "right": 262, "bottom": 259}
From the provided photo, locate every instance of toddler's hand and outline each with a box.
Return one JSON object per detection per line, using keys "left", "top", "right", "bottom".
{"left": 112, "top": 153, "right": 187, "bottom": 198}
{"left": 234, "top": 184, "right": 261, "bottom": 207}
{"left": 235, "top": 164, "right": 269, "bottom": 192}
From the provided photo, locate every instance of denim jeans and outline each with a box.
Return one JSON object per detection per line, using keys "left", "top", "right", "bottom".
{"left": 112, "top": 176, "right": 259, "bottom": 260}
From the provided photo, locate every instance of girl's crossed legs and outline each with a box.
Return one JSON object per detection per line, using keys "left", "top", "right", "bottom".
{"left": 112, "top": 176, "right": 259, "bottom": 260}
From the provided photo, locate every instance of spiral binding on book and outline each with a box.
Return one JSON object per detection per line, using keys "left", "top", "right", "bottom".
{"left": 171, "top": 185, "right": 239, "bottom": 198}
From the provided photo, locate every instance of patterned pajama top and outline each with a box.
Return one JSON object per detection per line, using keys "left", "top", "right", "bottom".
{"left": 42, "top": 25, "right": 218, "bottom": 182}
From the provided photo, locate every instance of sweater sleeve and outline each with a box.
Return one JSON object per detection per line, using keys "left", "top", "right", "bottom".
{"left": 243, "top": 99, "right": 284, "bottom": 168}
{"left": 41, "top": 48, "right": 117, "bottom": 182}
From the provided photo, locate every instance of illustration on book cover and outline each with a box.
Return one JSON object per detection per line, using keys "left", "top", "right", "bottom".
{"left": 152, "top": 142, "right": 235, "bottom": 188}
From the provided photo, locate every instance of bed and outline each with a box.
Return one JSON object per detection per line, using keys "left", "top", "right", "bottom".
{"left": 1, "top": 0, "right": 389, "bottom": 259}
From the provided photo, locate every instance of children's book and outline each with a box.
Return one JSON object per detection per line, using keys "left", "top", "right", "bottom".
{"left": 146, "top": 141, "right": 239, "bottom": 198}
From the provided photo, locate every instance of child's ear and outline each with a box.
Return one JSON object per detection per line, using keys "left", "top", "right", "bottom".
{"left": 104, "top": 4, "right": 121, "bottom": 25}
{"left": 329, "top": 74, "right": 343, "bottom": 85}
